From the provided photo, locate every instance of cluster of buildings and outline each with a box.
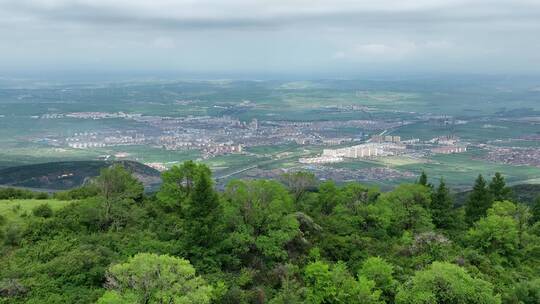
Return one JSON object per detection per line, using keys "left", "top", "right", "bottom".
{"left": 42, "top": 112, "right": 143, "bottom": 120}
{"left": 370, "top": 135, "right": 401, "bottom": 143}
{"left": 45, "top": 109, "right": 468, "bottom": 164}
{"left": 299, "top": 134, "right": 468, "bottom": 164}
{"left": 431, "top": 146, "right": 467, "bottom": 154}
{"left": 482, "top": 146, "right": 540, "bottom": 168}
{"left": 65, "top": 132, "right": 148, "bottom": 149}
{"left": 321, "top": 104, "right": 375, "bottom": 112}
{"left": 427, "top": 135, "right": 467, "bottom": 154}
{"left": 67, "top": 142, "right": 106, "bottom": 149}
{"left": 323, "top": 143, "right": 383, "bottom": 158}
{"left": 299, "top": 156, "right": 343, "bottom": 164}
{"left": 299, "top": 142, "right": 405, "bottom": 164}
{"left": 53, "top": 112, "right": 412, "bottom": 160}
{"left": 202, "top": 144, "right": 243, "bottom": 157}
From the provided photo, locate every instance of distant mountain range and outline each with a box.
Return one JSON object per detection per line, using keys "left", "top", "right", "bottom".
{"left": 0, "top": 160, "right": 161, "bottom": 191}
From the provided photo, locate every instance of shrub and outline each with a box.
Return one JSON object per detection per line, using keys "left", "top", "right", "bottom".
{"left": 34, "top": 192, "right": 49, "bottom": 200}
{"left": 0, "top": 187, "right": 36, "bottom": 200}
{"left": 32, "top": 203, "right": 54, "bottom": 218}
{"left": 4, "top": 224, "right": 22, "bottom": 246}
{"left": 53, "top": 185, "right": 99, "bottom": 200}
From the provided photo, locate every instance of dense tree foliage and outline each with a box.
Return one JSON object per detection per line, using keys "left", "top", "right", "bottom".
{"left": 0, "top": 187, "right": 49, "bottom": 200}
{"left": 97, "top": 253, "right": 213, "bottom": 304}
{"left": 1, "top": 164, "right": 539, "bottom": 303}
{"left": 531, "top": 196, "right": 540, "bottom": 224}
{"left": 489, "top": 172, "right": 513, "bottom": 202}
{"left": 430, "top": 178, "right": 455, "bottom": 229}
{"left": 304, "top": 260, "right": 382, "bottom": 304}
{"left": 465, "top": 174, "right": 494, "bottom": 224}
{"left": 417, "top": 170, "right": 427, "bottom": 186}
{"left": 31, "top": 203, "right": 53, "bottom": 218}
{"left": 395, "top": 262, "right": 500, "bottom": 304}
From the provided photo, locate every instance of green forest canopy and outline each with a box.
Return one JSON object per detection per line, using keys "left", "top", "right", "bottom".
{"left": 1, "top": 163, "right": 540, "bottom": 303}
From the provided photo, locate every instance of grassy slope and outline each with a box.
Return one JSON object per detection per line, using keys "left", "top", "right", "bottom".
{"left": 0, "top": 199, "right": 72, "bottom": 224}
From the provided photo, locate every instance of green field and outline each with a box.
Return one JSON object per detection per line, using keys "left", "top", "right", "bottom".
{"left": 397, "top": 152, "right": 540, "bottom": 189}
{"left": 375, "top": 156, "right": 427, "bottom": 167}
{"left": 0, "top": 199, "right": 72, "bottom": 224}
{"left": 328, "top": 159, "right": 383, "bottom": 170}
{"left": 244, "top": 143, "right": 300, "bottom": 155}
{"left": 393, "top": 120, "right": 540, "bottom": 142}
{"left": 322, "top": 148, "right": 540, "bottom": 190}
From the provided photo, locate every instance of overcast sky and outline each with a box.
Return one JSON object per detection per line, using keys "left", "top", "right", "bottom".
{"left": 1, "top": 0, "right": 540, "bottom": 76}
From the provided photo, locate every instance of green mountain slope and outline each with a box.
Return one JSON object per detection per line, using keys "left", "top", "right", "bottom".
{"left": 0, "top": 160, "right": 161, "bottom": 190}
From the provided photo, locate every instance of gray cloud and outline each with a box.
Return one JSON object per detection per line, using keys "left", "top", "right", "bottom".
{"left": 1, "top": 0, "right": 540, "bottom": 74}
{"left": 5, "top": 0, "right": 540, "bottom": 30}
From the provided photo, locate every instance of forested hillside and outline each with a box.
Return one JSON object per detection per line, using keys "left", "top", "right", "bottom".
{"left": 1, "top": 162, "right": 539, "bottom": 303}
{"left": 0, "top": 161, "right": 161, "bottom": 190}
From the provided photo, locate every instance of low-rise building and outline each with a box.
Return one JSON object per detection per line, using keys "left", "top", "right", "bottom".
{"left": 431, "top": 145, "right": 467, "bottom": 154}
{"left": 299, "top": 156, "right": 344, "bottom": 164}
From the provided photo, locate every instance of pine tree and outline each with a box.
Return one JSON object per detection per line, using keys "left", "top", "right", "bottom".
{"left": 418, "top": 171, "right": 428, "bottom": 187}
{"left": 531, "top": 196, "right": 540, "bottom": 224}
{"left": 488, "top": 172, "right": 512, "bottom": 202}
{"left": 465, "top": 174, "right": 493, "bottom": 224}
{"left": 184, "top": 164, "right": 223, "bottom": 266}
{"left": 431, "top": 178, "right": 454, "bottom": 229}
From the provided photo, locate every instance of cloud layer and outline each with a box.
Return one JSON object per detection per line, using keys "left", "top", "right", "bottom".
{"left": 1, "top": 0, "right": 540, "bottom": 75}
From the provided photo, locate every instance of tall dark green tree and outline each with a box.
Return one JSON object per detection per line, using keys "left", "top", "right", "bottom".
{"left": 382, "top": 184, "right": 433, "bottom": 233}
{"left": 430, "top": 178, "right": 454, "bottom": 229}
{"left": 531, "top": 196, "right": 540, "bottom": 224}
{"left": 465, "top": 174, "right": 493, "bottom": 224}
{"left": 184, "top": 164, "right": 223, "bottom": 265}
{"left": 489, "top": 172, "right": 512, "bottom": 202}
{"left": 316, "top": 181, "right": 341, "bottom": 215}
{"left": 417, "top": 171, "right": 428, "bottom": 187}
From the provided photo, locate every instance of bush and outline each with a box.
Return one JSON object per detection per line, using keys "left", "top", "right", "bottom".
{"left": 396, "top": 262, "right": 500, "bottom": 304}
{"left": 32, "top": 203, "right": 54, "bottom": 218}
{"left": 52, "top": 191, "right": 72, "bottom": 201}
{"left": 53, "top": 185, "right": 99, "bottom": 200}
{"left": 34, "top": 192, "right": 49, "bottom": 200}
{"left": 4, "top": 224, "right": 22, "bottom": 246}
{"left": 0, "top": 187, "right": 36, "bottom": 200}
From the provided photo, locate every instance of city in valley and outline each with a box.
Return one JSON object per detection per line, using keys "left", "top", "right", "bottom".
{"left": 2, "top": 77, "right": 540, "bottom": 190}
{"left": 2, "top": 1, "right": 540, "bottom": 304}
